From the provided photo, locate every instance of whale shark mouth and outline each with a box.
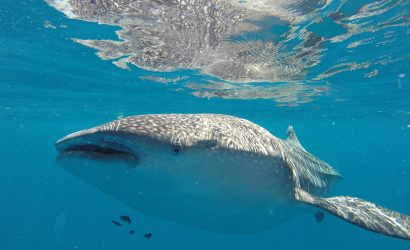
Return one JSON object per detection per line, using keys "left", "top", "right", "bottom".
{"left": 56, "top": 133, "right": 138, "bottom": 163}
{"left": 57, "top": 142, "right": 137, "bottom": 162}
{"left": 61, "top": 144, "right": 131, "bottom": 156}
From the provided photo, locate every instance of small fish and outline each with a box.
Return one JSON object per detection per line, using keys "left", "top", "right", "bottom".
{"left": 315, "top": 211, "right": 325, "bottom": 223}
{"left": 112, "top": 220, "right": 122, "bottom": 227}
{"left": 144, "top": 232, "right": 152, "bottom": 239}
{"left": 120, "top": 215, "right": 131, "bottom": 224}
{"left": 129, "top": 230, "right": 135, "bottom": 235}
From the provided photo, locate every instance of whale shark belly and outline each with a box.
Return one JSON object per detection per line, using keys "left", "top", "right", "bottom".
{"left": 59, "top": 147, "right": 299, "bottom": 233}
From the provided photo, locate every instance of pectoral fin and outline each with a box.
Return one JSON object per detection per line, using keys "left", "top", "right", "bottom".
{"left": 295, "top": 187, "right": 410, "bottom": 240}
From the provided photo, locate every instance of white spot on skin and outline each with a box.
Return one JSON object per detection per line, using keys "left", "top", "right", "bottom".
{"left": 44, "top": 20, "right": 57, "bottom": 29}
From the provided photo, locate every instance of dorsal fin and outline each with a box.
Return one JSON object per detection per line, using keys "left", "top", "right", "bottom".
{"left": 283, "top": 125, "right": 341, "bottom": 194}
{"left": 287, "top": 125, "right": 300, "bottom": 144}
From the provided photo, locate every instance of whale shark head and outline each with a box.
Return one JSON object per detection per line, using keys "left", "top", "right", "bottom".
{"left": 55, "top": 114, "right": 221, "bottom": 191}
{"left": 55, "top": 114, "right": 222, "bottom": 171}
{"left": 56, "top": 121, "right": 176, "bottom": 169}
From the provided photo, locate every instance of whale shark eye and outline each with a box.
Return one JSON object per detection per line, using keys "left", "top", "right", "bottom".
{"left": 172, "top": 144, "right": 183, "bottom": 154}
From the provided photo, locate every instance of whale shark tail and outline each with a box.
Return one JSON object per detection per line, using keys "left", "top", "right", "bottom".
{"left": 295, "top": 187, "right": 410, "bottom": 240}
{"left": 284, "top": 126, "right": 410, "bottom": 240}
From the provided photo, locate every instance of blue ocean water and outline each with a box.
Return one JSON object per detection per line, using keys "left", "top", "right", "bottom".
{"left": 1, "top": 0, "right": 410, "bottom": 249}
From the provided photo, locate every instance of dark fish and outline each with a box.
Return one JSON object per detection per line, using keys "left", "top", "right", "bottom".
{"left": 129, "top": 230, "right": 135, "bottom": 235}
{"left": 329, "top": 11, "right": 344, "bottom": 21}
{"left": 315, "top": 211, "right": 325, "bottom": 223}
{"left": 144, "top": 232, "right": 152, "bottom": 239}
{"left": 120, "top": 215, "right": 131, "bottom": 223}
{"left": 112, "top": 220, "right": 122, "bottom": 227}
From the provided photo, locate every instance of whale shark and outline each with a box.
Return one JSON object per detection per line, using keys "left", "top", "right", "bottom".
{"left": 55, "top": 114, "right": 410, "bottom": 240}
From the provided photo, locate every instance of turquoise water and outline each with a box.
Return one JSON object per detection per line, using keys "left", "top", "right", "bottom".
{"left": 1, "top": 0, "right": 410, "bottom": 249}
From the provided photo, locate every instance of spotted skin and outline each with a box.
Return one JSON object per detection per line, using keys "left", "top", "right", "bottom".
{"left": 59, "top": 114, "right": 284, "bottom": 156}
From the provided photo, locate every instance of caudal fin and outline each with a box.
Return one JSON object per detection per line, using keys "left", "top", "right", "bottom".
{"left": 295, "top": 187, "right": 410, "bottom": 240}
